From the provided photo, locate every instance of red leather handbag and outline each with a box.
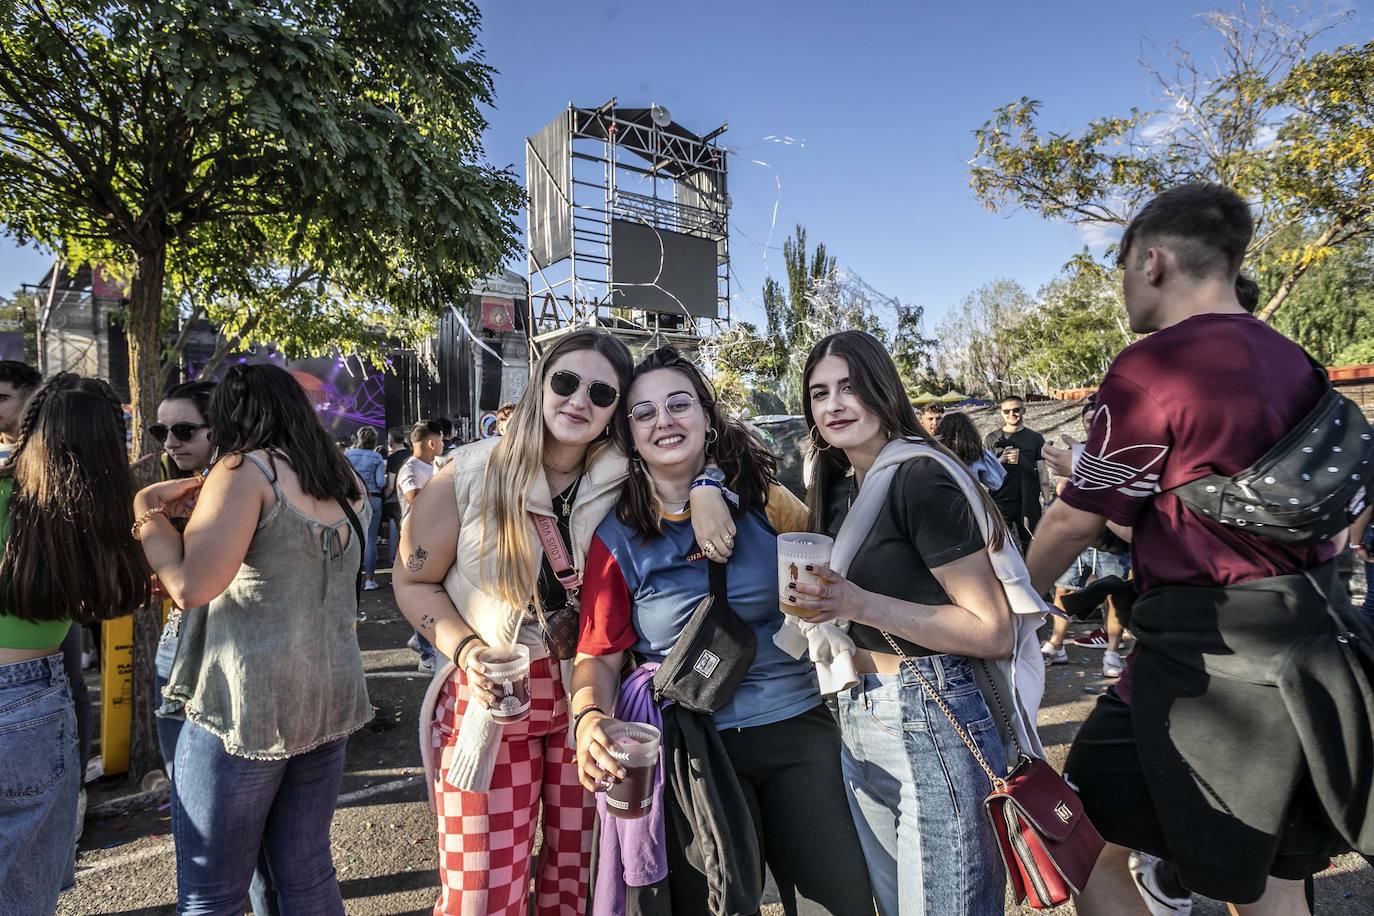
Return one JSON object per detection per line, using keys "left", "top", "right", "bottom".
{"left": 984, "top": 755, "right": 1104, "bottom": 908}
{"left": 880, "top": 632, "right": 1104, "bottom": 908}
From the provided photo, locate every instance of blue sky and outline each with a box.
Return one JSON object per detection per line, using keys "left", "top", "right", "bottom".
{"left": 2, "top": 1, "right": 1368, "bottom": 331}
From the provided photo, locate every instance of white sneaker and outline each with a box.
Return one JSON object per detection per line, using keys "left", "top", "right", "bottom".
{"left": 1128, "top": 851, "right": 1193, "bottom": 915}
{"left": 418, "top": 656, "right": 435, "bottom": 673}
{"left": 1040, "top": 640, "right": 1068, "bottom": 665}
{"left": 407, "top": 634, "right": 421, "bottom": 653}
{"left": 1102, "top": 651, "right": 1124, "bottom": 678}
{"left": 363, "top": 580, "right": 379, "bottom": 591}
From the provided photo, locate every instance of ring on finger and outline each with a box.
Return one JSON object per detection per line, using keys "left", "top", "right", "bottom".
{"left": 703, "top": 542, "right": 717, "bottom": 556}
{"left": 722, "top": 533, "right": 735, "bottom": 547}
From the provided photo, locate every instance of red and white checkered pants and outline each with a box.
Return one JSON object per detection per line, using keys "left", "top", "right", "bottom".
{"left": 430, "top": 655, "right": 594, "bottom": 916}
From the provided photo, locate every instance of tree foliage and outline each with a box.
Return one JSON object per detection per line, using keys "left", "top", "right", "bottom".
{"left": 0, "top": 0, "right": 521, "bottom": 781}
{"left": 969, "top": 4, "right": 1374, "bottom": 322}
{"left": 934, "top": 279, "right": 1034, "bottom": 399}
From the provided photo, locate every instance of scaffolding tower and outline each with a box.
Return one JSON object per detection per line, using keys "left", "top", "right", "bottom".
{"left": 525, "top": 99, "right": 730, "bottom": 359}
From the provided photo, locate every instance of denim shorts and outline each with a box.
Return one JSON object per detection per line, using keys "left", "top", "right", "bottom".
{"left": 0, "top": 653, "right": 80, "bottom": 914}
{"left": 1056, "top": 547, "right": 1131, "bottom": 591}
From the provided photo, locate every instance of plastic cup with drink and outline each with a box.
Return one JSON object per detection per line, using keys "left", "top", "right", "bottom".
{"left": 473, "top": 644, "right": 532, "bottom": 724}
{"left": 597, "top": 721, "right": 661, "bottom": 820}
{"left": 776, "top": 532, "right": 834, "bottom": 618}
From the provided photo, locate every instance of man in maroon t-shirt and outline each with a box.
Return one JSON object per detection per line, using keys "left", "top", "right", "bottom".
{"left": 1028, "top": 184, "right": 1338, "bottom": 915}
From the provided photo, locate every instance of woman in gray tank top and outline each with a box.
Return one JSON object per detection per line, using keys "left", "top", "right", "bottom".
{"left": 135, "top": 364, "right": 372, "bottom": 915}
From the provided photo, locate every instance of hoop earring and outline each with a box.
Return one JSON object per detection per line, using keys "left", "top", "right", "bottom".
{"left": 704, "top": 427, "right": 719, "bottom": 446}
{"left": 811, "top": 432, "right": 833, "bottom": 452}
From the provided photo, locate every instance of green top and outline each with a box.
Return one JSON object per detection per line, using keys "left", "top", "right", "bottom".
{"left": 0, "top": 478, "right": 72, "bottom": 649}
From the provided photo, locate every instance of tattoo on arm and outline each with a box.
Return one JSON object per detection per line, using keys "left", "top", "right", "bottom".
{"left": 406, "top": 546, "right": 429, "bottom": 571}
{"left": 420, "top": 614, "right": 436, "bottom": 632}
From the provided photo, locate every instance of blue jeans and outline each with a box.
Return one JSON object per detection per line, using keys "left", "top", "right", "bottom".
{"left": 157, "top": 638, "right": 282, "bottom": 916}
{"left": 363, "top": 495, "right": 383, "bottom": 580}
{"left": 837, "top": 655, "right": 1007, "bottom": 916}
{"left": 172, "top": 722, "right": 346, "bottom": 916}
{"left": 0, "top": 654, "right": 79, "bottom": 916}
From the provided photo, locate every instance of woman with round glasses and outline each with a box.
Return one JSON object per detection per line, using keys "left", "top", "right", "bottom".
{"left": 393, "top": 330, "right": 732, "bottom": 915}
{"left": 571, "top": 346, "right": 872, "bottom": 915}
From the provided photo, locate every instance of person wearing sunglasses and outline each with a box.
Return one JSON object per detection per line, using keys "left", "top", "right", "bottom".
{"left": 571, "top": 346, "right": 872, "bottom": 915}
{"left": 393, "top": 329, "right": 732, "bottom": 915}
{"left": 146, "top": 379, "right": 285, "bottom": 914}
{"left": 983, "top": 396, "right": 1051, "bottom": 553}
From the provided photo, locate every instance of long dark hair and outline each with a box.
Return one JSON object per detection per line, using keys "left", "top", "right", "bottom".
{"left": 802, "top": 331, "right": 1008, "bottom": 551}
{"left": 209, "top": 364, "right": 361, "bottom": 502}
{"left": 936, "top": 411, "right": 984, "bottom": 467}
{"left": 0, "top": 373, "right": 152, "bottom": 622}
{"left": 614, "top": 346, "right": 777, "bottom": 539}
{"left": 163, "top": 379, "right": 215, "bottom": 419}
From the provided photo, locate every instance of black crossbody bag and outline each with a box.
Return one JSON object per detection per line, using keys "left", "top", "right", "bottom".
{"left": 335, "top": 497, "right": 366, "bottom": 608}
{"left": 652, "top": 558, "right": 757, "bottom": 714}
{"left": 1168, "top": 355, "right": 1373, "bottom": 545}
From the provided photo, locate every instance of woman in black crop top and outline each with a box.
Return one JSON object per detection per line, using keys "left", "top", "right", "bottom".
{"left": 787, "top": 331, "right": 1016, "bottom": 916}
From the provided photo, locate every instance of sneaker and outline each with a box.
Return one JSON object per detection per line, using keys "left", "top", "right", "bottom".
{"left": 1040, "top": 640, "right": 1069, "bottom": 665}
{"left": 1102, "top": 650, "right": 1124, "bottom": 678}
{"left": 407, "top": 634, "right": 421, "bottom": 654}
{"left": 1128, "top": 851, "right": 1193, "bottom": 915}
{"left": 1070, "top": 627, "right": 1110, "bottom": 649}
{"left": 418, "top": 655, "right": 435, "bottom": 673}
{"left": 363, "top": 580, "right": 379, "bottom": 591}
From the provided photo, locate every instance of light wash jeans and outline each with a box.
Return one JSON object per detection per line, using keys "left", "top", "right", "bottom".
{"left": 362, "top": 494, "right": 383, "bottom": 580}
{"left": 837, "top": 655, "right": 1007, "bottom": 916}
{"left": 0, "top": 653, "right": 79, "bottom": 916}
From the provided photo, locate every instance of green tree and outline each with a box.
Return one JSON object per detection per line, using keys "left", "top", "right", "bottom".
{"left": 1263, "top": 232, "right": 1374, "bottom": 364}
{"left": 0, "top": 0, "right": 521, "bottom": 781}
{"left": 1012, "top": 254, "right": 1134, "bottom": 391}
{"left": 934, "top": 279, "right": 1034, "bottom": 398}
{"left": 968, "top": 5, "right": 1374, "bottom": 323}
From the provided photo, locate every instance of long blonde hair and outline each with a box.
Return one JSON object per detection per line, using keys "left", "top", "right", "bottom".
{"left": 478, "top": 329, "right": 633, "bottom": 609}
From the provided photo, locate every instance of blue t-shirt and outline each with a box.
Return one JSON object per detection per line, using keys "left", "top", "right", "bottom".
{"left": 579, "top": 497, "right": 820, "bottom": 730}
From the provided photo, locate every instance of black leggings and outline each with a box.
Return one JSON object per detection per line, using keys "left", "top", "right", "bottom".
{"left": 667, "top": 704, "right": 873, "bottom": 916}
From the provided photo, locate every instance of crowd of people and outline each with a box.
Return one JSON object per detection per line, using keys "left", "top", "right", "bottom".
{"left": 0, "top": 181, "right": 1372, "bottom": 916}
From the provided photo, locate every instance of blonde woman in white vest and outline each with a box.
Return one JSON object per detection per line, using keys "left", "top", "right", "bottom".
{"left": 394, "top": 328, "right": 733, "bottom": 916}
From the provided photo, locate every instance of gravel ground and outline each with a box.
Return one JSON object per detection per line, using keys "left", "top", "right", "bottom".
{"left": 59, "top": 572, "right": 1371, "bottom": 915}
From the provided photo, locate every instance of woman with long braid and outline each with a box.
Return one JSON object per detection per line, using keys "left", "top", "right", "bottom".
{"left": 0, "top": 373, "right": 152, "bottom": 913}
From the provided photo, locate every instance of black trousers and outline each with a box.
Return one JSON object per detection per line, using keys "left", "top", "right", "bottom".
{"left": 666, "top": 704, "right": 874, "bottom": 916}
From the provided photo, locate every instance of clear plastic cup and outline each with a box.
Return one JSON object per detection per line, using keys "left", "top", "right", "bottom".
{"left": 776, "top": 532, "right": 834, "bottom": 618}
{"left": 473, "top": 644, "right": 532, "bottom": 724}
{"left": 601, "top": 721, "right": 661, "bottom": 820}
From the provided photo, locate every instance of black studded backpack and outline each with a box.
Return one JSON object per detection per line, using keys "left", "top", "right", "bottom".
{"left": 1168, "top": 356, "right": 1373, "bottom": 545}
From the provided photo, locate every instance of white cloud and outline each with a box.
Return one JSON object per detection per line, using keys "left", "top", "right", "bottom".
{"left": 1077, "top": 221, "right": 1123, "bottom": 250}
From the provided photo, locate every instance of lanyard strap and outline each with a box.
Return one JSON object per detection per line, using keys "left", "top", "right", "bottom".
{"left": 531, "top": 512, "right": 581, "bottom": 592}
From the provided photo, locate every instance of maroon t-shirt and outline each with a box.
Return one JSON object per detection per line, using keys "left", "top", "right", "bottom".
{"left": 1059, "top": 312, "right": 1336, "bottom": 594}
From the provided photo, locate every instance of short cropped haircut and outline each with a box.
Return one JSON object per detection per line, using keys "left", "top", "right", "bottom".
{"left": 410, "top": 419, "right": 444, "bottom": 444}
{"left": 1119, "top": 183, "right": 1253, "bottom": 281}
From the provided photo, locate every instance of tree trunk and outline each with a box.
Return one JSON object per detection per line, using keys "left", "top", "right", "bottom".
{"left": 125, "top": 244, "right": 168, "bottom": 787}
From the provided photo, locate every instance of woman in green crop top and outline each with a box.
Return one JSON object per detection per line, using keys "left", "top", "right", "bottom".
{"left": 0, "top": 373, "right": 151, "bottom": 914}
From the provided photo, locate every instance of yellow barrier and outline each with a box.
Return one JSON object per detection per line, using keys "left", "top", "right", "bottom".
{"left": 99, "top": 615, "right": 134, "bottom": 775}
{"left": 99, "top": 600, "right": 173, "bottom": 776}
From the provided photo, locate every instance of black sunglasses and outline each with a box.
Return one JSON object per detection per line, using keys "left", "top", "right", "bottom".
{"left": 548, "top": 370, "right": 618, "bottom": 409}
{"left": 148, "top": 422, "right": 208, "bottom": 443}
